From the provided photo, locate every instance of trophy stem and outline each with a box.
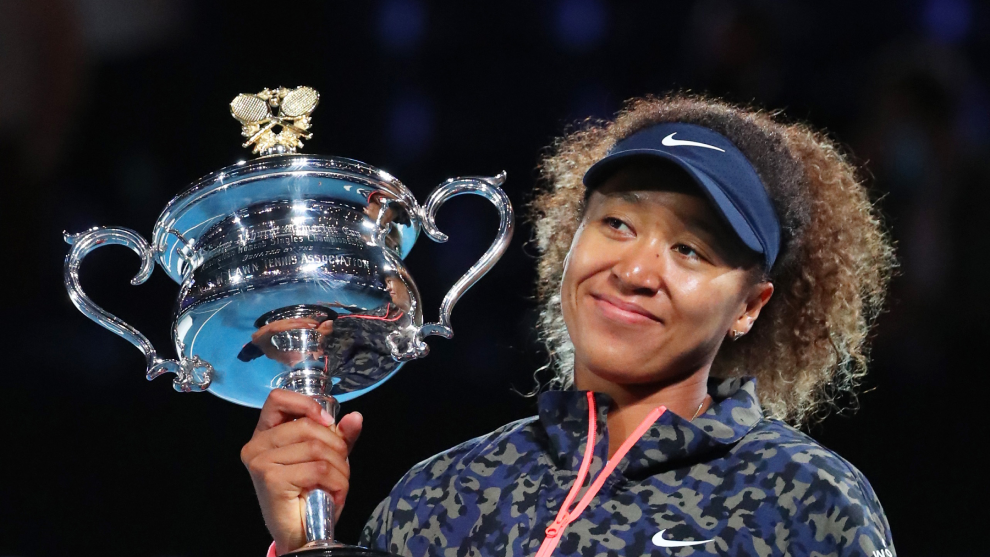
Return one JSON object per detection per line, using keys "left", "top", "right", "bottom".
{"left": 282, "top": 370, "right": 342, "bottom": 551}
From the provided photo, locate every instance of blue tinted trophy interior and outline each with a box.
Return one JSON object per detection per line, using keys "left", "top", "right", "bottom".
{"left": 173, "top": 197, "right": 419, "bottom": 408}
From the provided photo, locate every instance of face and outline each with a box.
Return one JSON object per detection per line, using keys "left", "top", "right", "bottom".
{"left": 561, "top": 161, "right": 773, "bottom": 389}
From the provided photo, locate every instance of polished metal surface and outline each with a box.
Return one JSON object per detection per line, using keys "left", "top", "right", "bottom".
{"left": 151, "top": 155, "right": 421, "bottom": 284}
{"left": 63, "top": 88, "right": 515, "bottom": 552}
{"left": 168, "top": 194, "right": 419, "bottom": 407}
{"left": 65, "top": 156, "right": 513, "bottom": 408}
{"left": 64, "top": 227, "right": 214, "bottom": 393}
{"left": 301, "top": 395, "right": 341, "bottom": 550}
{"left": 418, "top": 172, "right": 514, "bottom": 340}
{"left": 303, "top": 486, "right": 338, "bottom": 550}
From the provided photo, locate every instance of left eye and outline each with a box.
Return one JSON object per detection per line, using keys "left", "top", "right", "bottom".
{"left": 674, "top": 244, "right": 699, "bottom": 258}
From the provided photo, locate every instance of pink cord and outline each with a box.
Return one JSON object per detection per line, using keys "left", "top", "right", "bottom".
{"left": 535, "top": 392, "right": 666, "bottom": 557}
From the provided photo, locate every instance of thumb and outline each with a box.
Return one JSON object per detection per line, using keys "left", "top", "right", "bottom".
{"left": 337, "top": 411, "right": 363, "bottom": 455}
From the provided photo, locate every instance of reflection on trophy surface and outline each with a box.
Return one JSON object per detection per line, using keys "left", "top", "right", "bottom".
{"left": 63, "top": 85, "right": 514, "bottom": 556}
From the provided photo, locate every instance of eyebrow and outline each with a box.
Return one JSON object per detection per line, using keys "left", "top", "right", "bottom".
{"left": 602, "top": 189, "right": 728, "bottom": 241}
{"left": 600, "top": 191, "right": 643, "bottom": 204}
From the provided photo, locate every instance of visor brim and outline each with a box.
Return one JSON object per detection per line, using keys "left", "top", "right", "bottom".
{"left": 583, "top": 150, "right": 766, "bottom": 258}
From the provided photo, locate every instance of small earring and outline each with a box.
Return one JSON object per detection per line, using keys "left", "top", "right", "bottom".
{"left": 730, "top": 329, "right": 745, "bottom": 341}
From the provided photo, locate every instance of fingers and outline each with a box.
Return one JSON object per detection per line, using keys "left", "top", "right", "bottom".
{"left": 243, "top": 412, "right": 360, "bottom": 467}
{"left": 262, "top": 439, "right": 351, "bottom": 481}
{"left": 336, "top": 412, "right": 363, "bottom": 454}
{"left": 254, "top": 417, "right": 348, "bottom": 455}
{"left": 256, "top": 389, "right": 332, "bottom": 433}
{"left": 256, "top": 460, "right": 350, "bottom": 507}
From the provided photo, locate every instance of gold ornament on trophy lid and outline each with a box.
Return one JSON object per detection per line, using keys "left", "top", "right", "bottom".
{"left": 230, "top": 86, "right": 320, "bottom": 156}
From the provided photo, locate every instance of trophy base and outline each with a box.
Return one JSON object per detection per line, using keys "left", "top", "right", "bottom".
{"left": 290, "top": 545, "right": 396, "bottom": 557}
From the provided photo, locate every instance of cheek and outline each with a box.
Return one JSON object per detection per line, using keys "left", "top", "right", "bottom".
{"left": 670, "top": 273, "right": 741, "bottom": 331}
{"left": 559, "top": 232, "right": 601, "bottom": 334}
{"left": 684, "top": 277, "right": 725, "bottom": 318}
{"left": 562, "top": 228, "right": 598, "bottom": 276}
{"left": 559, "top": 252, "right": 582, "bottom": 329}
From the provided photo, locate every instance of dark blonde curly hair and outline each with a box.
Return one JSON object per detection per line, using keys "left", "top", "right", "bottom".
{"left": 529, "top": 93, "right": 896, "bottom": 425}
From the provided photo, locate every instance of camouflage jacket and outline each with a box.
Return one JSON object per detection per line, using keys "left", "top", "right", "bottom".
{"left": 359, "top": 377, "right": 895, "bottom": 556}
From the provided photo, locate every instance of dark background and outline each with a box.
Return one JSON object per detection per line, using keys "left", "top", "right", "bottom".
{"left": 1, "top": 1, "right": 987, "bottom": 555}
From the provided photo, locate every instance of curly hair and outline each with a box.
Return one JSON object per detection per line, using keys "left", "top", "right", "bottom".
{"left": 529, "top": 93, "right": 896, "bottom": 425}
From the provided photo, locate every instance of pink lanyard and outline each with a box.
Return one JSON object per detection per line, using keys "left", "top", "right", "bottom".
{"left": 535, "top": 392, "right": 666, "bottom": 557}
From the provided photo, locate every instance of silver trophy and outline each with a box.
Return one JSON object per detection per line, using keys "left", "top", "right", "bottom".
{"left": 63, "top": 86, "right": 514, "bottom": 556}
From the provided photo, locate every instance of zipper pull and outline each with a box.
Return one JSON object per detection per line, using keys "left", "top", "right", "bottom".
{"left": 545, "top": 516, "right": 567, "bottom": 538}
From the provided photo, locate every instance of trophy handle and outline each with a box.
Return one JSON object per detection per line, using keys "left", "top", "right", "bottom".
{"left": 417, "top": 171, "right": 514, "bottom": 341}
{"left": 63, "top": 227, "right": 213, "bottom": 392}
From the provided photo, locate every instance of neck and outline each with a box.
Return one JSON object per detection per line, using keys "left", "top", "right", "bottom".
{"left": 574, "top": 365, "right": 711, "bottom": 459}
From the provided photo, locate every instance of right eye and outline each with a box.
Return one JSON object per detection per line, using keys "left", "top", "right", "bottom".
{"left": 603, "top": 217, "right": 631, "bottom": 233}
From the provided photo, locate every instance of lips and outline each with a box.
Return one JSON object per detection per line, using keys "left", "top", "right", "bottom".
{"left": 590, "top": 292, "right": 662, "bottom": 324}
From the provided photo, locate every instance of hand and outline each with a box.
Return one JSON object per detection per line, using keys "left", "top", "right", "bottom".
{"left": 241, "top": 389, "right": 363, "bottom": 555}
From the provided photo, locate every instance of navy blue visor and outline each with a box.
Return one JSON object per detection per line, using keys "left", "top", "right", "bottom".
{"left": 583, "top": 122, "right": 781, "bottom": 270}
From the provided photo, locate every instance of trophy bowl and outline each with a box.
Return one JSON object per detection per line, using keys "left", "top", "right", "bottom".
{"left": 63, "top": 86, "right": 514, "bottom": 555}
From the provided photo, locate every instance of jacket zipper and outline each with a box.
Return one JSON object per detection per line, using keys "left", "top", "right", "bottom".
{"left": 535, "top": 392, "right": 666, "bottom": 557}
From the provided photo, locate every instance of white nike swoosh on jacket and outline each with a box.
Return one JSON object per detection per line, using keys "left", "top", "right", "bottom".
{"left": 652, "top": 529, "right": 715, "bottom": 548}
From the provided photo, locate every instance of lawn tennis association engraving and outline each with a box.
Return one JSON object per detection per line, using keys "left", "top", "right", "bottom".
{"left": 223, "top": 253, "right": 372, "bottom": 281}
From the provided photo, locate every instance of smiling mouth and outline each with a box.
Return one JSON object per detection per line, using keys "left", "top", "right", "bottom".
{"left": 590, "top": 293, "right": 662, "bottom": 324}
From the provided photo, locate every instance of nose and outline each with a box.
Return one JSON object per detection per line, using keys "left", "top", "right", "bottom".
{"left": 611, "top": 243, "right": 665, "bottom": 294}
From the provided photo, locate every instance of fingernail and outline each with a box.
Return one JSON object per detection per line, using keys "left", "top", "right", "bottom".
{"left": 320, "top": 409, "right": 335, "bottom": 426}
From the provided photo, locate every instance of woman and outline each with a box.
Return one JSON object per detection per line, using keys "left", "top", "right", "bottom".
{"left": 241, "top": 94, "right": 897, "bottom": 556}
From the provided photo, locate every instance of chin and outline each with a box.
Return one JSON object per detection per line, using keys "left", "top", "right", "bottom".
{"left": 573, "top": 331, "right": 708, "bottom": 389}
{"left": 577, "top": 346, "right": 664, "bottom": 385}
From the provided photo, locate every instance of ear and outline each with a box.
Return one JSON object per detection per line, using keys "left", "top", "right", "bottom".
{"left": 728, "top": 281, "right": 774, "bottom": 340}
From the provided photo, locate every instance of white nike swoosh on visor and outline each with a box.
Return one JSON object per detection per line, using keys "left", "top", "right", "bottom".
{"left": 652, "top": 529, "right": 715, "bottom": 548}
{"left": 661, "top": 132, "right": 726, "bottom": 152}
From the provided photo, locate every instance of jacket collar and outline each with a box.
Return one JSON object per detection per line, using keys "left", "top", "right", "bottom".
{"left": 537, "top": 377, "right": 763, "bottom": 478}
